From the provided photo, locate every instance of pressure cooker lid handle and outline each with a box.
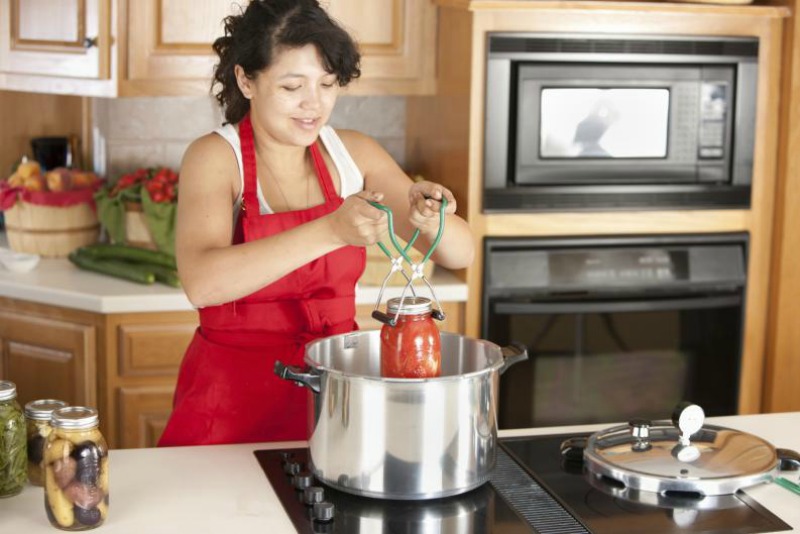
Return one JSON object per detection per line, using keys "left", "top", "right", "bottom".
{"left": 499, "top": 342, "right": 528, "bottom": 375}
{"left": 777, "top": 448, "right": 800, "bottom": 471}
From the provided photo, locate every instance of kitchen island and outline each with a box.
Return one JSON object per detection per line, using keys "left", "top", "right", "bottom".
{"left": 1, "top": 412, "right": 798, "bottom": 533}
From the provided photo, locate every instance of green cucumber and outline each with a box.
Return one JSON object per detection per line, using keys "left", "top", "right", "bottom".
{"left": 68, "top": 252, "right": 156, "bottom": 285}
{"left": 149, "top": 265, "right": 181, "bottom": 288}
{"left": 78, "top": 244, "right": 177, "bottom": 269}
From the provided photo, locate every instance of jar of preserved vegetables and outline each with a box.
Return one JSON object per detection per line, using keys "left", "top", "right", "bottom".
{"left": 0, "top": 380, "right": 26, "bottom": 498}
{"left": 25, "top": 399, "right": 68, "bottom": 486}
{"left": 380, "top": 297, "right": 442, "bottom": 378}
{"left": 44, "top": 406, "right": 109, "bottom": 530}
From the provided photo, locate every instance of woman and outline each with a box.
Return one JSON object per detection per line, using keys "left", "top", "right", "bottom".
{"left": 158, "top": 0, "right": 474, "bottom": 446}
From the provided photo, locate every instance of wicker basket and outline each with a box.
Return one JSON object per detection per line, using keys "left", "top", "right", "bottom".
{"left": 4, "top": 200, "right": 99, "bottom": 258}
{"left": 123, "top": 201, "right": 157, "bottom": 250}
{"left": 361, "top": 241, "right": 435, "bottom": 286}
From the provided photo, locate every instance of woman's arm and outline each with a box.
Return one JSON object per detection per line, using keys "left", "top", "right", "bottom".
{"left": 175, "top": 134, "right": 386, "bottom": 307}
{"left": 340, "top": 130, "right": 475, "bottom": 270}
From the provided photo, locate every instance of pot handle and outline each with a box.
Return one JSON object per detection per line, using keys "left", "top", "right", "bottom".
{"left": 274, "top": 361, "right": 321, "bottom": 394}
{"left": 499, "top": 342, "right": 528, "bottom": 375}
{"left": 777, "top": 448, "right": 800, "bottom": 471}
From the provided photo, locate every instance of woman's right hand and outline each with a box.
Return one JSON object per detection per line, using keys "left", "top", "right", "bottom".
{"left": 326, "top": 191, "right": 388, "bottom": 246}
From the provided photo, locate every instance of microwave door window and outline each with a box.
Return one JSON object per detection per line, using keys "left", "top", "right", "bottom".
{"left": 539, "top": 88, "right": 670, "bottom": 159}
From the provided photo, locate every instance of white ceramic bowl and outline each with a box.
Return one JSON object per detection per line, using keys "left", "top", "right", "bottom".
{"left": 0, "top": 249, "right": 41, "bottom": 273}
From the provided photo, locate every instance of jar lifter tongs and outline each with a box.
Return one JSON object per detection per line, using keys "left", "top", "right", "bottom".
{"left": 368, "top": 198, "right": 447, "bottom": 326}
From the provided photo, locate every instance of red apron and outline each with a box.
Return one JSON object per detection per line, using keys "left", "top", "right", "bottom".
{"left": 158, "top": 115, "right": 365, "bottom": 446}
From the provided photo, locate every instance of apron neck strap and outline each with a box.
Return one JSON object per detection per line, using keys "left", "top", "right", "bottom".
{"left": 238, "top": 114, "right": 259, "bottom": 215}
{"left": 309, "top": 143, "right": 337, "bottom": 203}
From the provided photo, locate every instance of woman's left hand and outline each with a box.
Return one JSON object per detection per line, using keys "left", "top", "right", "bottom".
{"left": 408, "top": 181, "right": 457, "bottom": 237}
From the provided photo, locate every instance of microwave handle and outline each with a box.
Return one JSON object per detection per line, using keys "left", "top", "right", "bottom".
{"left": 493, "top": 295, "right": 741, "bottom": 315}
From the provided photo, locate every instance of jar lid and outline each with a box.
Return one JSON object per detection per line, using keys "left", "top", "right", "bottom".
{"left": 0, "top": 380, "right": 17, "bottom": 401}
{"left": 51, "top": 406, "right": 99, "bottom": 430}
{"left": 387, "top": 296, "right": 432, "bottom": 316}
{"left": 25, "top": 399, "right": 68, "bottom": 420}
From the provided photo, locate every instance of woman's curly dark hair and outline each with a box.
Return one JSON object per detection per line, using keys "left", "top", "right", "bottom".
{"left": 212, "top": 0, "right": 361, "bottom": 124}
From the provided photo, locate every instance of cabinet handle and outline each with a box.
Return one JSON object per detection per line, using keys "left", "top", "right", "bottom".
{"left": 83, "top": 36, "right": 98, "bottom": 49}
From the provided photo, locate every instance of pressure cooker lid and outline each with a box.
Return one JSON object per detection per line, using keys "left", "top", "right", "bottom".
{"left": 583, "top": 403, "right": 780, "bottom": 496}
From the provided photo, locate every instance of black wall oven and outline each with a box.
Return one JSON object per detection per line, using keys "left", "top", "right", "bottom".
{"left": 482, "top": 234, "right": 747, "bottom": 429}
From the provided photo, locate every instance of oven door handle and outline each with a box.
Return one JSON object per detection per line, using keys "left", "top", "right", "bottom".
{"left": 493, "top": 295, "right": 741, "bottom": 315}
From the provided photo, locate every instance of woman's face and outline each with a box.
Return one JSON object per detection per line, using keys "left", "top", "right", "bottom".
{"left": 239, "top": 44, "right": 339, "bottom": 147}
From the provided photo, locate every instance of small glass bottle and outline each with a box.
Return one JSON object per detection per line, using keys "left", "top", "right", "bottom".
{"left": 380, "top": 296, "right": 442, "bottom": 378}
{"left": 25, "top": 399, "right": 68, "bottom": 486}
{"left": 0, "top": 380, "right": 26, "bottom": 498}
{"left": 44, "top": 407, "right": 109, "bottom": 530}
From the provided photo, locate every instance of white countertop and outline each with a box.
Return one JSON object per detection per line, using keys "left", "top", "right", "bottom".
{"left": 0, "top": 236, "right": 467, "bottom": 314}
{"left": 1, "top": 412, "right": 798, "bottom": 533}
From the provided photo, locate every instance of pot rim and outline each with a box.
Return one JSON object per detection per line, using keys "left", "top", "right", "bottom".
{"left": 303, "top": 331, "right": 507, "bottom": 383}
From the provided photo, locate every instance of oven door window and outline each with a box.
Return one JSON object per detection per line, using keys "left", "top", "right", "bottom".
{"left": 490, "top": 295, "right": 742, "bottom": 429}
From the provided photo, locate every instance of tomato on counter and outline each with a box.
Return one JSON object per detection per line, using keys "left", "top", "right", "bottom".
{"left": 380, "top": 297, "right": 441, "bottom": 379}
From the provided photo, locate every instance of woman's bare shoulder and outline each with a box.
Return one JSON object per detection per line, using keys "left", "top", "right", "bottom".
{"left": 333, "top": 128, "right": 391, "bottom": 168}
{"left": 183, "top": 132, "right": 236, "bottom": 166}
{"left": 181, "top": 132, "right": 239, "bottom": 185}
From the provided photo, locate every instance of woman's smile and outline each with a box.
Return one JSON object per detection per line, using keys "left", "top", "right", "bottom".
{"left": 293, "top": 117, "right": 320, "bottom": 130}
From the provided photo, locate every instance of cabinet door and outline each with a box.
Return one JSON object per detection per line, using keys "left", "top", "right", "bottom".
{"left": 117, "top": 385, "right": 174, "bottom": 448}
{"left": 0, "top": 310, "right": 96, "bottom": 408}
{"left": 125, "top": 0, "right": 237, "bottom": 93}
{"left": 326, "top": 0, "right": 436, "bottom": 93}
{"left": 0, "top": 0, "right": 109, "bottom": 79}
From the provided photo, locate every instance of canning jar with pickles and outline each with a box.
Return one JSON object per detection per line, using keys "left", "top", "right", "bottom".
{"left": 0, "top": 380, "right": 26, "bottom": 498}
{"left": 25, "top": 399, "right": 68, "bottom": 486}
{"left": 44, "top": 407, "right": 109, "bottom": 530}
{"left": 380, "top": 297, "right": 442, "bottom": 378}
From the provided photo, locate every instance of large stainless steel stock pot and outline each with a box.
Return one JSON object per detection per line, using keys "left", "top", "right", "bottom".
{"left": 275, "top": 331, "right": 527, "bottom": 500}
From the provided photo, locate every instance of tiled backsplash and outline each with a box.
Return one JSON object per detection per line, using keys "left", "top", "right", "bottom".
{"left": 92, "top": 95, "right": 407, "bottom": 180}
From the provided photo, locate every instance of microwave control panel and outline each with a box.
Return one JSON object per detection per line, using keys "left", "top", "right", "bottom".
{"left": 698, "top": 81, "right": 728, "bottom": 159}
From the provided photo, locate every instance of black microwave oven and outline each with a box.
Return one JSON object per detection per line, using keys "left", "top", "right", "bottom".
{"left": 483, "top": 33, "right": 759, "bottom": 212}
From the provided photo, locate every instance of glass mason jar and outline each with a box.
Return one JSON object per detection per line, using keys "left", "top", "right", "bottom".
{"left": 0, "top": 380, "right": 26, "bottom": 498}
{"left": 25, "top": 399, "right": 68, "bottom": 486}
{"left": 380, "top": 296, "right": 442, "bottom": 378}
{"left": 43, "top": 407, "right": 109, "bottom": 530}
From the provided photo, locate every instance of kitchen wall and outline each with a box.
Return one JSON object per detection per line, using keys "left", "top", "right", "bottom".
{"left": 92, "top": 95, "right": 407, "bottom": 180}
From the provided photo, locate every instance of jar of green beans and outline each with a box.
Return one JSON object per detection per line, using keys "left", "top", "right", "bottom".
{"left": 0, "top": 380, "right": 27, "bottom": 498}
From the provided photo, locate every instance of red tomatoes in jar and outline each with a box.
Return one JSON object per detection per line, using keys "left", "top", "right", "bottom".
{"left": 380, "top": 307, "right": 442, "bottom": 379}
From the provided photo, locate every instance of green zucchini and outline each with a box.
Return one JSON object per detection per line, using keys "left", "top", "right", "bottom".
{"left": 68, "top": 252, "right": 155, "bottom": 285}
{"left": 78, "top": 244, "right": 177, "bottom": 269}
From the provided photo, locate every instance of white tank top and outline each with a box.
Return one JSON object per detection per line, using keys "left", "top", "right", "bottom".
{"left": 213, "top": 123, "right": 365, "bottom": 217}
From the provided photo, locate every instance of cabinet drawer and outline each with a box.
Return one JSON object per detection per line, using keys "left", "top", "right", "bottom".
{"left": 118, "top": 323, "right": 195, "bottom": 376}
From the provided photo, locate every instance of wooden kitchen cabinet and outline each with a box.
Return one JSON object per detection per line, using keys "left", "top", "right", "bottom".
{"left": 0, "top": 298, "right": 98, "bottom": 409}
{"left": 0, "top": 0, "right": 437, "bottom": 97}
{"left": 104, "top": 314, "right": 196, "bottom": 448}
{"left": 0, "top": 0, "right": 110, "bottom": 79}
{"left": 0, "top": 296, "right": 196, "bottom": 449}
{"left": 0, "top": 0, "right": 115, "bottom": 95}
{"left": 325, "top": 0, "right": 437, "bottom": 94}
{"left": 123, "top": 0, "right": 240, "bottom": 96}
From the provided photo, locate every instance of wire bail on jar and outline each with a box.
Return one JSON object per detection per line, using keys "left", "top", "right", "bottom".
{"left": 368, "top": 197, "right": 447, "bottom": 327}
